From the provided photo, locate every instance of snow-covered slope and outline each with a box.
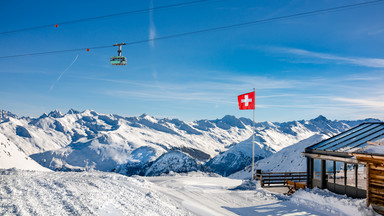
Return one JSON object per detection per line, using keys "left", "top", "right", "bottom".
{"left": 0, "top": 110, "right": 254, "bottom": 172}
{"left": 0, "top": 169, "right": 191, "bottom": 215}
{"left": 144, "top": 151, "right": 208, "bottom": 176}
{"left": 230, "top": 133, "right": 330, "bottom": 179}
{"left": 0, "top": 169, "right": 376, "bottom": 216}
{"left": 0, "top": 133, "right": 51, "bottom": 171}
{"left": 205, "top": 135, "right": 275, "bottom": 176}
{"left": 0, "top": 109, "right": 379, "bottom": 176}
{"left": 206, "top": 116, "right": 379, "bottom": 177}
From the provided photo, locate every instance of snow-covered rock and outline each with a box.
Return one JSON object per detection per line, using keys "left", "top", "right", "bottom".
{"left": 0, "top": 133, "right": 51, "bottom": 171}
{"left": 0, "top": 110, "right": 17, "bottom": 121}
{"left": 206, "top": 136, "right": 275, "bottom": 176}
{"left": 145, "top": 151, "right": 208, "bottom": 176}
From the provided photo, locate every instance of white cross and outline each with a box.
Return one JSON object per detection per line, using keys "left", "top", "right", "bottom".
{"left": 241, "top": 95, "right": 252, "bottom": 106}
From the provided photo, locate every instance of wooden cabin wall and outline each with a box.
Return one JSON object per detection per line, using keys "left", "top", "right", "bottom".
{"left": 368, "top": 163, "right": 384, "bottom": 209}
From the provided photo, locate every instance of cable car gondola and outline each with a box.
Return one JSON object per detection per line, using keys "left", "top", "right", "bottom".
{"left": 110, "top": 43, "right": 127, "bottom": 66}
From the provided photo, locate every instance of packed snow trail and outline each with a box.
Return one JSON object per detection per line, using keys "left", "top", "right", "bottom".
{"left": 145, "top": 174, "right": 322, "bottom": 216}
{"left": 1, "top": 170, "right": 378, "bottom": 216}
{"left": 145, "top": 173, "right": 378, "bottom": 216}
{"left": 0, "top": 169, "right": 192, "bottom": 216}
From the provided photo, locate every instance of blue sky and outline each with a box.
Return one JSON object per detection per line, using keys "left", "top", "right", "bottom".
{"left": 0, "top": 0, "right": 384, "bottom": 122}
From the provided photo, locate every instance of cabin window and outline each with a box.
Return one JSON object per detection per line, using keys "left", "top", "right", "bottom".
{"left": 346, "top": 163, "right": 357, "bottom": 187}
{"left": 335, "top": 161, "right": 345, "bottom": 186}
{"left": 326, "top": 160, "right": 335, "bottom": 183}
{"left": 357, "top": 164, "right": 367, "bottom": 190}
{"left": 313, "top": 159, "right": 321, "bottom": 179}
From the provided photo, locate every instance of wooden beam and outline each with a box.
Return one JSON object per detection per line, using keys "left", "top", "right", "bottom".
{"left": 371, "top": 169, "right": 384, "bottom": 176}
{"left": 367, "top": 141, "right": 384, "bottom": 146}
{"left": 371, "top": 165, "right": 384, "bottom": 171}
{"left": 371, "top": 174, "right": 384, "bottom": 181}
{"left": 370, "top": 180, "right": 384, "bottom": 188}
{"left": 370, "top": 186, "right": 384, "bottom": 196}
{"left": 303, "top": 153, "right": 358, "bottom": 163}
{"left": 370, "top": 178, "right": 384, "bottom": 185}
{"left": 354, "top": 154, "right": 384, "bottom": 164}
{"left": 371, "top": 199, "right": 384, "bottom": 206}
{"left": 371, "top": 194, "right": 384, "bottom": 202}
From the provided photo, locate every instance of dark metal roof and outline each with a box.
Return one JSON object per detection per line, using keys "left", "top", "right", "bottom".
{"left": 305, "top": 122, "right": 384, "bottom": 156}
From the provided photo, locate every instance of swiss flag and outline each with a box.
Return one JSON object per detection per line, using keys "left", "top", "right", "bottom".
{"left": 238, "top": 91, "right": 255, "bottom": 110}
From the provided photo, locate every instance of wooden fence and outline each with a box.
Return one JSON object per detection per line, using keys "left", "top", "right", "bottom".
{"left": 255, "top": 171, "right": 307, "bottom": 187}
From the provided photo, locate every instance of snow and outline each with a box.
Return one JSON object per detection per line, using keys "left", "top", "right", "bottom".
{"left": 289, "top": 188, "right": 377, "bottom": 216}
{"left": 230, "top": 134, "right": 330, "bottom": 179}
{"left": 355, "top": 137, "right": 384, "bottom": 155}
{"left": 356, "top": 145, "right": 384, "bottom": 155}
{"left": 0, "top": 110, "right": 381, "bottom": 215}
{"left": 144, "top": 151, "right": 206, "bottom": 176}
{"left": 0, "top": 169, "right": 378, "bottom": 216}
{"left": 1, "top": 109, "right": 378, "bottom": 176}
{"left": 145, "top": 174, "right": 378, "bottom": 216}
{"left": 0, "top": 169, "right": 192, "bottom": 216}
{"left": 0, "top": 134, "right": 51, "bottom": 171}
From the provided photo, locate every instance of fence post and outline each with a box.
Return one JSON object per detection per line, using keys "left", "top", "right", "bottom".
{"left": 256, "top": 169, "right": 263, "bottom": 187}
{"left": 268, "top": 173, "right": 270, "bottom": 187}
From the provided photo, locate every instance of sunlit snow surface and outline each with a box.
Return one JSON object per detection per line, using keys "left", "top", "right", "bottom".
{"left": 0, "top": 133, "right": 51, "bottom": 171}
{"left": 0, "top": 169, "right": 191, "bottom": 216}
{"left": 230, "top": 134, "right": 330, "bottom": 179}
{"left": 0, "top": 170, "right": 378, "bottom": 216}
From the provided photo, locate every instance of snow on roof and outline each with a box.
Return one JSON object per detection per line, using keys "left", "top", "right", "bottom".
{"left": 354, "top": 144, "right": 384, "bottom": 156}
{"left": 306, "top": 122, "right": 384, "bottom": 154}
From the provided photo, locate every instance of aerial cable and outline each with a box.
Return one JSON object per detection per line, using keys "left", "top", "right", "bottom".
{"left": 0, "top": 0, "right": 383, "bottom": 59}
{"left": 0, "top": 0, "right": 220, "bottom": 36}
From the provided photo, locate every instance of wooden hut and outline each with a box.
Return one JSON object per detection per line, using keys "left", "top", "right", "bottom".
{"left": 303, "top": 122, "right": 384, "bottom": 213}
{"left": 354, "top": 142, "right": 384, "bottom": 214}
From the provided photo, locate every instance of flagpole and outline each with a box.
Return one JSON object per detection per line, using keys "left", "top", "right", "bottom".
{"left": 252, "top": 88, "right": 255, "bottom": 180}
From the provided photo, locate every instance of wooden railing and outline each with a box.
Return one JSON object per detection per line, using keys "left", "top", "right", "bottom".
{"left": 255, "top": 171, "right": 307, "bottom": 187}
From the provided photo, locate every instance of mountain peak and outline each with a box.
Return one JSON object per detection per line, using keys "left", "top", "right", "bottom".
{"left": 139, "top": 114, "right": 158, "bottom": 123}
{"left": 0, "top": 110, "right": 17, "bottom": 120}
{"left": 47, "top": 109, "right": 63, "bottom": 118}
{"left": 221, "top": 115, "right": 238, "bottom": 121}
{"left": 313, "top": 115, "right": 328, "bottom": 122}
{"left": 213, "top": 115, "right": 246, "bottom": 130}
{"left": 82, "top": 109, "right": 98, "bottom": 116}
{"left": 67, "top": 108, "right": 80, "bottom": 114}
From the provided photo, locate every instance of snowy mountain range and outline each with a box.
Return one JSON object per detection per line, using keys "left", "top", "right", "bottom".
{"left": 0, "top": 109, "right": 380, "bottom": 176}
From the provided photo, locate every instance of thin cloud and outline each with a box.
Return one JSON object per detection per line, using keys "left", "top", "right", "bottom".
{"left": 331, "top": 97, "right": 384, "bottom": 109}
{"left": 149, "top": 0, "right": 156, "bottom": 48}
{"left": 271, "top": 47, "right": 384, "bottom": 68}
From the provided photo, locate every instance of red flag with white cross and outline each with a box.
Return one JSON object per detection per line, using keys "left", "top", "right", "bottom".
{"left": 238, "top": 91, "right": 255, "bottom": 110}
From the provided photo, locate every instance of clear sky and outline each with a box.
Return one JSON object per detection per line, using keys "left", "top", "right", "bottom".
{"left": 0, "top": 0, "right": 384, "bottom": 122}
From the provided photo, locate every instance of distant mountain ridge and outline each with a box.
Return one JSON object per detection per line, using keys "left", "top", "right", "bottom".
{"left": 204, "top": 115, "right": 380, "bottom": 176}
{"left": 0, "top": 109, "right": 380, "bottom": 176}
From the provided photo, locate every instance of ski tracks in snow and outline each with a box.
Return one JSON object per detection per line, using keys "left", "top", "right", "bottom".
{"left": 1, "top": 170, "right": 378, "bottom": 216}
{"left": 0, "top": 170, "right": 192, "bottom": 216}
{"left": 145, "top": 175, "right": 279, "bottom": 216}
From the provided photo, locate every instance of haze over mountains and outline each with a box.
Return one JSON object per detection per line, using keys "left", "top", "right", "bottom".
{"left": 0, "top": 109, "right": 380, "bottom": 176}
